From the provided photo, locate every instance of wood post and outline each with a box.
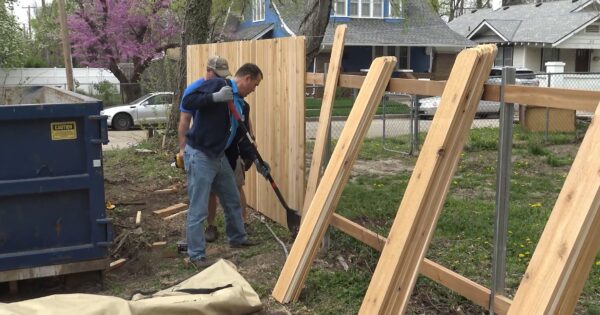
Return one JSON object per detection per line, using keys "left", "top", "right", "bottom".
{"left": 359, "top": 45, "right": 497, "bottom": 314}
{"left": 303, "top": 24, "right": 347, "bottom": 215}
{"left": 272, "top": 56, "right": 397, "bottom": 303}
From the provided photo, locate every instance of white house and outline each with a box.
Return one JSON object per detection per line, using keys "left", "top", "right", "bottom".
{"left": 448, "top": 0, "right": 600, "bottom": 73}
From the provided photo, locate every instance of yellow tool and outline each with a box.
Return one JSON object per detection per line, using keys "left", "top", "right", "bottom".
{"left": 174, "top": 153, "right": 184, "bottom": 169}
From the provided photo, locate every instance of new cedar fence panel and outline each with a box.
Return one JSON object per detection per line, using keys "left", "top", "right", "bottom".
{"left": 187, "top": 37, "right": 305, "bottom": 228}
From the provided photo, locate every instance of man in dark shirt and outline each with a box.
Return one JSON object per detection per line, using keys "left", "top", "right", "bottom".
{"left": 181, "top": 63, "right": 267, "bottom": 269}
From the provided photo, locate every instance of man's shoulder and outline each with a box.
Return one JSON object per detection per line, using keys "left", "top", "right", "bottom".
{"left": 198, "top": 77, "right": 227, "bottom": 91}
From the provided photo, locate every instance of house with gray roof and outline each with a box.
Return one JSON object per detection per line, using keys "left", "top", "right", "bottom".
{"left": 449, "top": 0, "right": 600, "bottom": 73}
{"left": 222, "top": 0, "right": 473, "bottom": 79}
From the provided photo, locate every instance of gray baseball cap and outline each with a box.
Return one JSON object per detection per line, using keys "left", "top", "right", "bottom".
{"left": 207, "top": 56, "right": 231, "bottom": 78}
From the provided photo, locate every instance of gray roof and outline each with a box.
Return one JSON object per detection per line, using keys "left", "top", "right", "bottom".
{"left": 263, "top": 0, "right": 473, "bottom": 47}
{"left": 449, "top": 0, "right": 600, "bottom": 45}
{"left": 225, "top": 23, "right": 274, "bottom": 41}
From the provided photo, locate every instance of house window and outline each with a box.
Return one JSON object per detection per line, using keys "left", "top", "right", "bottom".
{"left": 494, "top": 46, "right": 513, "bottom": 67}
{"left": 349, "top": 0, "right": 383, "bottom": 18}
{"left": 334, "top": 0, "right": 347, "bottom": 16}
{"left": 374, "top": 46, "right": 409, "bottom": 69}
{"left": 388, "top": 0, "right": 402, "bottom": 18}
{"left": 252, "top": 0, "right": 265, "bottom": 21}
{"left": 541, "top": 48, "right": 560, "bottom": 72}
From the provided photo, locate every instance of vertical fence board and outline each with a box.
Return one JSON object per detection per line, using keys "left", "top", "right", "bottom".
{"left": 186, "top": 38, "right": 305, "bottom": 228}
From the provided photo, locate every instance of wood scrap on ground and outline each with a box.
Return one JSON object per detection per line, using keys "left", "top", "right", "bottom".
{"left": 153, "top": 203, "right": 187, "bottom": 217}
{"left": 108, "top": 258, "right": 127, "bottom": 271}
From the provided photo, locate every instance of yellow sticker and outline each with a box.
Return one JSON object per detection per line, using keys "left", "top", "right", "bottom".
{"left": 50, "top": 121, "right": 77, "bottom": 140}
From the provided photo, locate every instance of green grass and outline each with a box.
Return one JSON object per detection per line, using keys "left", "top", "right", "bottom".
{"left": 305, "top": 97, "right": 410, "bottom": 118}
{"left": 311, "top": 127, "right": 598, "bottom": 314}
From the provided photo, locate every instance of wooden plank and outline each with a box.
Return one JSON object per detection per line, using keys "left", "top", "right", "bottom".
{"left": 135, "top": 210, "right": 141, "bottom": 226}
{"left": 303, "top": 25, "right": 347, "bottom": 215}
{"left": 108, "top": 258, "right": 127, "bottom": 271}
{"left": 153, "top": 203, "right": 187, "bottom": 217}
{"left": 507, "top": 103, "right": 600, "bottom": 314}
{"left": 484, "top": 84, "right": 599, "bottom": 112}
{"left": 0, "top": 259, "right": 109, "bottom": 282}
{"left": 307, "top": 73, "right": 600, "bottom": 111}
{"left": 272, "top": 56, "right": 397, "bottom": 303}
{"left": 163, "top": 209, "right": 188, "bottom": 220}
{"left": 330, "top": 213, "right": 512, "bottom": 314}
{"left": 360, "top": 45, "right": 496, "bottom": 314}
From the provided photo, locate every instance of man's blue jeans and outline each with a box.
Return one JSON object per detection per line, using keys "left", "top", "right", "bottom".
{"left": 183, "top": 145, "right": 247, "bottom": 261}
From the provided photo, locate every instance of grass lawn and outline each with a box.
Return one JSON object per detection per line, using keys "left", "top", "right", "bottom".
{"left": 305, "top": 97, "right": 410, "bottom": 118}
{"left": 96, "top": 123, "right": 598, "bottom": 315}
{"left": 301, "top": 124, "right": 599, "bottom": 314}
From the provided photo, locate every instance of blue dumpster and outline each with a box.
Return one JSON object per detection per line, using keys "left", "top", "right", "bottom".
{"left": 0, "top": 87, "right": 112, "bottom": 278}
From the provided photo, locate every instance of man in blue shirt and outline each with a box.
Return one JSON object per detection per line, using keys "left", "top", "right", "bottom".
{"left": 181, "top": 63, "right": 267, "bottom": 269}
{"left": 177, "top": 56, "right": 240, "bottom": 243}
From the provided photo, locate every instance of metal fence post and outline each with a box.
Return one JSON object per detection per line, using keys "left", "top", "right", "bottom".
{"left": 545, "top": 73, "right": 552, "bottom": 142}
{"left": 411, "top": 94, "right": 420, "bottom": 155}
{"left": 489, "top": 66, "right": 515, "bottom": 315}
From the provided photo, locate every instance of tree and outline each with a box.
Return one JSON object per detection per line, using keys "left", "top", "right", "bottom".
{"left": 165, "top": 0, "right": 212, "bottom": 135}
{"left": 298, "top": 0, "right": 333, "bottom": 66}
{"left": 1, "top": 0, "right": 27, "bottom": 68}
{"left": 68, "top": 0, "right": 181, "bottom": 102}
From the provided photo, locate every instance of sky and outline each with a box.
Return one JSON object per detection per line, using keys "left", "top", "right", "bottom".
{"left": 10, "top": 0, "right": 44, "bottom": 28}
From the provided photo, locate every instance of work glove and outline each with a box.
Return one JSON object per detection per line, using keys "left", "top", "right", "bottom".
{"left": 212, "top": 86, "right": 233, "bottom": 103}
{"left": 254, "top": 159, "right": 271, "bottom": 178}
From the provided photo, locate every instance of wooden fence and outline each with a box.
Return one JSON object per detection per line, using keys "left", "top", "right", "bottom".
{"left": 187, "top": 37, "right": 306, "bottom": 228}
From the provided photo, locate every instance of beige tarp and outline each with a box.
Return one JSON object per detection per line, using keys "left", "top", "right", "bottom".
{"left": 0, "top": 259, "right": 262, "bottom": 315}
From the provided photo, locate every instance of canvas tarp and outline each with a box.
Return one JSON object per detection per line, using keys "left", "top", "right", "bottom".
{"left": 0, "top": 259, "right": 262, "bottom": 315}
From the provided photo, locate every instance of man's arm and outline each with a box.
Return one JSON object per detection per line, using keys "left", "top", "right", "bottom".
{"left": 182, "top": 80, "right": 231, "bottom": 110}
{"left": 177, "top": 112, "right": 192, "bottom": 155}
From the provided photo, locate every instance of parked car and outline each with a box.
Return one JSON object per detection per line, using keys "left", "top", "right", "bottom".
{"left": 418, "top": 67, "right": 539, "bottom": 119}
{"left": 101, "top": 92, "right": 174, "bottom": 130}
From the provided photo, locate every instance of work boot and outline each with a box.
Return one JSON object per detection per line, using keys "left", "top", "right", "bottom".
{"left": 205, "top": 225, "right": 219, "bottom": 242}
{"left": 230, "top": 239, "right": 258, "bottom": 249}
{"left": 185, "top": 257, "right": 214, "bottom": 270}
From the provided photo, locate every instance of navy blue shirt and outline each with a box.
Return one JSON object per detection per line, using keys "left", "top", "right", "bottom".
{"left": 182, "top": 77, "right": 255, "bottom": 163}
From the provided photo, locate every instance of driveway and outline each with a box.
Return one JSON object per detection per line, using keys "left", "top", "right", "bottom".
{"left": 103, "top": 130, "right": 147, "bottom": 150}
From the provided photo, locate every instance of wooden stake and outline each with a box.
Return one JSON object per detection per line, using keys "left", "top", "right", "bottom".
{"left": 108, "top": 258, "right": 127, "bottom": 271}
{"left": 359, "top": 45, "right": 496, "bottom": 314}
{"left": 272, "top": 56, "right": 397, "bottom": 303}
{"left": 303, "top": 25, "right": 347, "bottom": 215}
{"left": 153, "top": 203, "right": 187, "bottom": 217}
{"left": 163, "top": 210, "right": 188, "bottom": 221}
{"left": 135, "top": 211, "right": 141, "bottom": 226}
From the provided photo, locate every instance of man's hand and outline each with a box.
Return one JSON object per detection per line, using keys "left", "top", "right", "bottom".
{"left": 254, "top": 159, "right": 271, "bottom": 178}
{"left": 175, "top": 152, "right": 184, "bottom": 169}
{"left": 212, "top": 86, "right": 233, "bottom": 103}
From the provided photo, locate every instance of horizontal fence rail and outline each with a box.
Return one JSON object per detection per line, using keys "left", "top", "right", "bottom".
{"left": 306, "top": 73, "right": 600, "bottom": 112}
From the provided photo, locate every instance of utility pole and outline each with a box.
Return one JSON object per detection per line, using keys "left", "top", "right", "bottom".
{"left": 21, "top": 4, "right": 37, "bottom": 39}
{"left": 57, "top": 0, "right": 74, "bottom": 91}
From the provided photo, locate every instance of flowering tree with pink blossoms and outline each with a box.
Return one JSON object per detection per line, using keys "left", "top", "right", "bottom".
{"left": 68, "top": 0, "right": 180, "bottom": 101}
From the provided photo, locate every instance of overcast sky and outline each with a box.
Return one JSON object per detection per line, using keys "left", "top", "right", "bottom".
{"left": 11, "top": 0, "right": 44, "bottom": 27}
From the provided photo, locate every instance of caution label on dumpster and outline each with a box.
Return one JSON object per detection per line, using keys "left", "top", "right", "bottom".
{"left": 50, "top": 121, "right": 77, "bottom": 140}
